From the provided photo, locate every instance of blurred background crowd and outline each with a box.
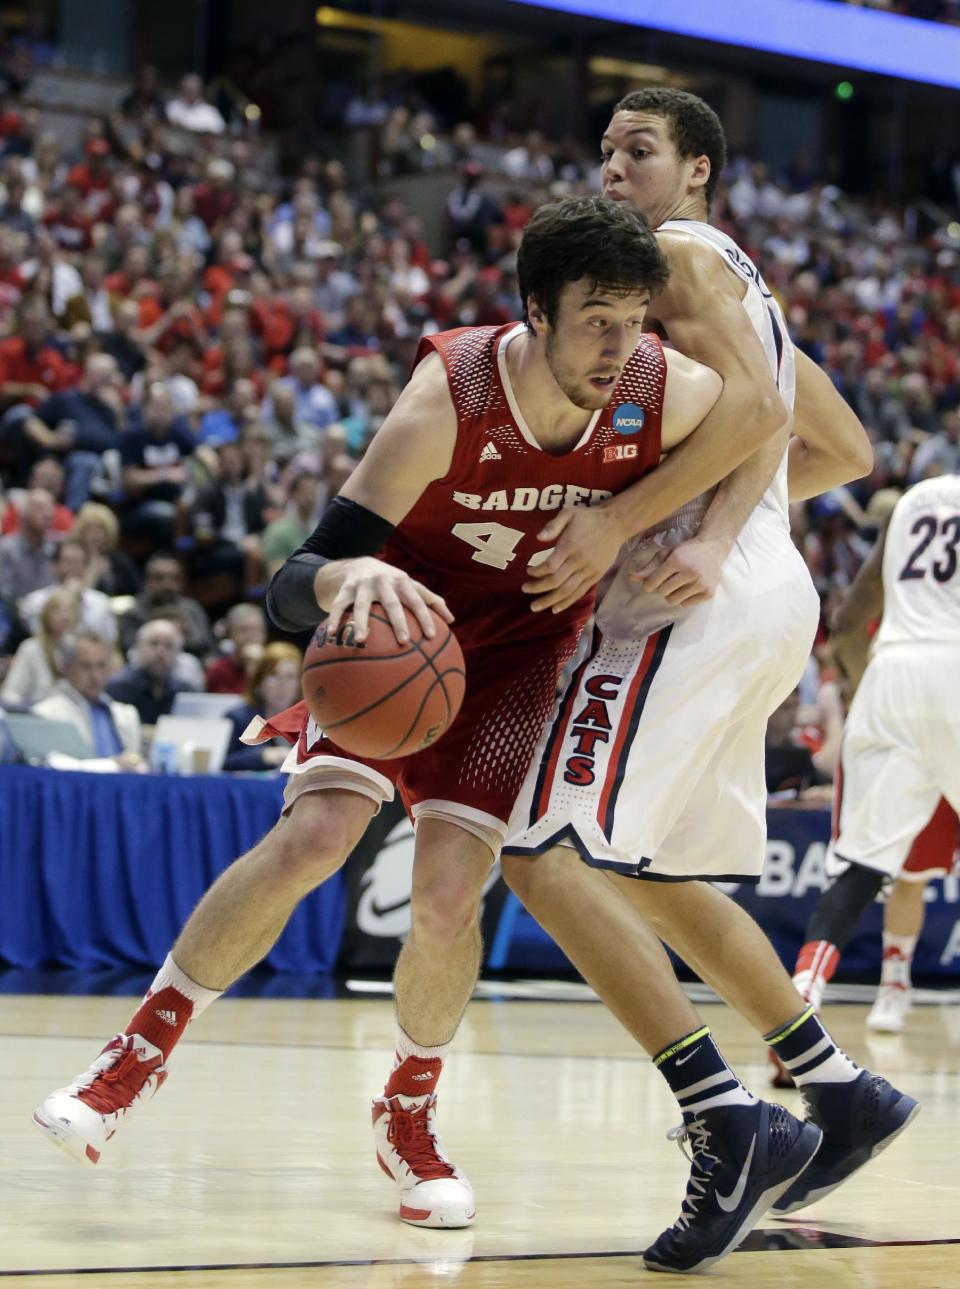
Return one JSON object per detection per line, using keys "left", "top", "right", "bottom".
{"left": 0, "top": 0, "right": 957, "bottom": 787}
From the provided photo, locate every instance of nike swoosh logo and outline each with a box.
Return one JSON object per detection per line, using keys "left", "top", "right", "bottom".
{"left": 369, "top": 896, "right": 411, "bottom": 918}
{"left": 716, "top": 1133, "right": 756, "bottom": 1212}
{"left": 675, "top": 1046, "right": 701, "bottom": 1066}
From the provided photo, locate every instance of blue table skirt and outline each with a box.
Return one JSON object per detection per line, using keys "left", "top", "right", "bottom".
{"left": 0, "top": 766, "right": 346, "bottom": 973}
{"left": 3, "top": 767, "right": 958, "bottom": 981}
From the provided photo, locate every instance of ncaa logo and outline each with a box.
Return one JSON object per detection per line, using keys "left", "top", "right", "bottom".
{"left": 612, "top": 402, "right": 646, "bottom": 435}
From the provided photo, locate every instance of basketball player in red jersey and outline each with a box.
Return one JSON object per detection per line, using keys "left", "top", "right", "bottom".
{"left": 37, "top": 198, "right": 825, "bottom": 1253}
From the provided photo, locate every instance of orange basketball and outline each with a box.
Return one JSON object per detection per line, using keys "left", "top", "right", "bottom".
{"left": 301, "top": 604, "right": 466, "bottom": 759}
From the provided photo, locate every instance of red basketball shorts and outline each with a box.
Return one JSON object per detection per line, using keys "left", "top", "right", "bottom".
{"left": 901, "top": 796, "right": 960, "bottom": 882}
{"left": 275, "top": 630, "right": 579, "bottom": 846}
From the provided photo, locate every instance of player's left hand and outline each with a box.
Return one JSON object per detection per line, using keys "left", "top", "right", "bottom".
{"left": 629, "top": 535, "right": 728, "bottom": 606}
{"left": 522, "top": 505, "right": 626, "bottom": 614}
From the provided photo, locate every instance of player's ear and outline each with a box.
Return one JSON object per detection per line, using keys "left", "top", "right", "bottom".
{"left": 688, "top": 154, "right": 710, "bottom": 193}
{"left": 527, "top": 296, "right": 546, "bottom": 336}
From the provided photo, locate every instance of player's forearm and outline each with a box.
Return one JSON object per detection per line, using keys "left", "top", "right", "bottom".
{"left": 265, "top": 497, "right": 396, "bottom": 632}
{"left": 695, "top": 429, "right": 787, "bottom": 552}
{"left": 789, "top": 350, "right": 873, "bottom": 502}
{"left": 266, "top": 553, "right": 339, "bottom": 632}
{"left": 787, "top": 436, "right": 874, "bottom": 502}
{"left": 607, "top": 386, "right": 788, "bottom": 539}
{"left": 830, "top": 627, "right": 871, "bottom": 692}
{"left": 810, "top": 682, "right": 844, "bottom": 775}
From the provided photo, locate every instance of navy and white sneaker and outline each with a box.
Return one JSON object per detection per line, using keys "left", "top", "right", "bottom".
{"left": 643, "top": 1100, "right": 822, "bottom": 1274}
{"left": 771, "top": 1070, "right": 919, "bottom": 1214}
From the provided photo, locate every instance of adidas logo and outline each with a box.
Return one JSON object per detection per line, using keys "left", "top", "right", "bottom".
{"left": 411, "top": 1071, "right": 435, "bottom": 1081}
{"left": 479, "top": 441, "right": 501, "bottom": 462}
{"left": 155, "top": 1008, "right": 178, "bottom": 1026}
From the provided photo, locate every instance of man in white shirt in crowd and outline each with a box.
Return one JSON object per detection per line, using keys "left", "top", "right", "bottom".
{"left": 166, "top": 74, "right": 226, "bottom": 135}
{"left": 0, "top": 488, "right": 55, "bottom": 603}
{"left": 261, "top": 348, "right": 339, "bottom": 433}
{"left": 34, "top": 630, "right": 141, "bottom": 766}
{"left": 21, "top": 539, "right": 117, "bottom": 643}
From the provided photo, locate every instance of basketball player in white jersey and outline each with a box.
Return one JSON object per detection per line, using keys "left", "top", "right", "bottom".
{"left": 498, "top": 90, "right": 917, "bottom": 1270}
{"left": 776, "top": 474, "right": 960, "bottom": 1049}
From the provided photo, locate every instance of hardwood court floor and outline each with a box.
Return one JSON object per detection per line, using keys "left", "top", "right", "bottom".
{"left": 1, "top": 990, "right": 958, "bottom": 1288}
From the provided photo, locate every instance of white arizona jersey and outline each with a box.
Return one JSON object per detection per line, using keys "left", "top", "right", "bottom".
{"left": 593, "top": 220, "right": 796, "bottom": 640}
{"left": 875, "top": 474, "right": 960, "bottom": 649}
{"left": 659, "top": 219, "right": 795, "bottom": 526}
{"left": 506, "top": 227, "right": 818, "bottom": 878}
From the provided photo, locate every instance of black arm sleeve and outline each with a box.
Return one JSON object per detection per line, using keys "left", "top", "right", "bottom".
{"left": 264, "top": 495, "right": 396, "bottom": 633}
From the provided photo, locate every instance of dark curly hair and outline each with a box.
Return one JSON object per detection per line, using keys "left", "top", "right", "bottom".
{"left": 614, "top": 88, "right": 727, "bottom": 209}
{"left": 517, "top": 195, "right": 669, "bottom": 328}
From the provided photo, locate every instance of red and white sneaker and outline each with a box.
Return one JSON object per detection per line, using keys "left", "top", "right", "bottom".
{"left": 866, "top": 983, "right": 912, "bottom": 1034}
{"left": 32, "top": 1033, "right": 167, "bottom": 1165}
{"left": 373, "top": 1092, "right": 476, "bottom": 1228}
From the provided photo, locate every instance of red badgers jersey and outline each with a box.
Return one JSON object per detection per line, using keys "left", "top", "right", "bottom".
{"left": 384, "top": 321, "right": 665, "bottom": 648}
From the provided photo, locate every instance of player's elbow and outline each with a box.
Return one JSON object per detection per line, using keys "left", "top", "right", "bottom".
{"left": 264, "top": 572, "right": 297, "bottom": 633}
{"left": 844, "top": 428, "right": 874, "bottom": 480}
{"left": 758, "top": 391, "right": 790, "bottom": 438}
{"left": 265, "top": 562, "right": 317, "bottom": 634}
{"left": 819, "top": 426, "right": 874, "bottom": 488}
{"left": 743, "top": 390, "right": 789, "bottom": 451}
{"left": 828, "top": 611, "right": 859, "bottom": 645}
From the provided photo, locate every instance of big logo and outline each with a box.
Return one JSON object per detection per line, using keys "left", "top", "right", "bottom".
{"left": 612, "top": 402, "right": 646, "bottom": 436}
{"left": 603, "top": 442, "right": 638, "bottom": 464}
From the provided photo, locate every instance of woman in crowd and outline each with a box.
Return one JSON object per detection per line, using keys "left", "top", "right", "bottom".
{"left": 73, "top": 503, "right": 141, "bottom": 598}
{"left": 0, "top": 586, "right": 80, "bottom": 706}
{"left": 223, "top": 640, "right": 302, "bottom": 772}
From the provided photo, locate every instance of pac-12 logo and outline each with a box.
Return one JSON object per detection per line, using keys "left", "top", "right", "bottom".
{"left": 612, "top": 402, "right": 646, "bottom": 435}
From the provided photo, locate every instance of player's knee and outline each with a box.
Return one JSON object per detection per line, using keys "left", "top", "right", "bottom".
{"left": 411, "top": 874, "right": 482, "bottom": 949}
{"left": 607, "top": 871, "right": 672, "bottom": 929}
{"left": 270, "top": 793, "right": 364, "bottom": 890}
{"left": 500, "top": 853, "right": 535, "bottom": 900}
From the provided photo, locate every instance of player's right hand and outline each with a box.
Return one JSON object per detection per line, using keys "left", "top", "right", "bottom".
{"left": 628, "top": 535, "right": 727, "bottom": 605}
{"left": 324, "top": 556, "right": 454, "bottom": 645}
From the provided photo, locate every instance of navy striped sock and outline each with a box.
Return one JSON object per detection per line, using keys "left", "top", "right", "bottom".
{"left": 765, "top": 1006, "right": 859, "bottom": 1086}
{"left": 654, "top": 1026, "right": 755, "bottom": 1118}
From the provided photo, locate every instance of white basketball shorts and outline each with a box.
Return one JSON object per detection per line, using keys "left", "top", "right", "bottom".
{"left": 505, "top": 511, "right": 820, "bottom": 882}
{"left": 827, "top": 644, "right": 960, "bottom": 881}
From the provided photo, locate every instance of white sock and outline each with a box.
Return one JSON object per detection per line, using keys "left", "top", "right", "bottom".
{"left": 145, "top": 954, "right": 222, "bottom": 1021}
{"left": 395, "top": 1025, "right": 452, "bottom": 1065}
{"left": 767, "top": 1007, "right": 861, "bottom": 1087}
{"left": 793, "top": 1046, "right": 861, "bottom": 1086}
{"left": 881, "top": 932, "right": 917, "bottom": 987}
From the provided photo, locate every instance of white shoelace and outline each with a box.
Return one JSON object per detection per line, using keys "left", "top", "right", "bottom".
{"left": 666, "top": 1118, "right": 721, "bottom": 1232}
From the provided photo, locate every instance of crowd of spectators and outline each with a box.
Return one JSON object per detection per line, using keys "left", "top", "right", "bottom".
{"left": 0, "top": 41, "right": 956, "bottom": 784}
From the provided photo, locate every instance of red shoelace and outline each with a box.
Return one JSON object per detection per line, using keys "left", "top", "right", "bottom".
{"left": 387, "top": 1102, "right": 455, "bottom": 1180}
{"left": 78, "top": 1041, "right": 164, "bottom": 1116}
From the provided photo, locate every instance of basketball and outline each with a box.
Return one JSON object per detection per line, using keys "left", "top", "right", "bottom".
{"left": 301, "top": 604, "right": 466, "bottom": 759}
